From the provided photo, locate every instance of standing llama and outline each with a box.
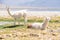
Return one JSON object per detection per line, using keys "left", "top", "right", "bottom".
{"left": 27, "top": 17, "right": 50, "bottom": 30}
{"left": 6, "top": 7, "right": 28, "bottom": 26}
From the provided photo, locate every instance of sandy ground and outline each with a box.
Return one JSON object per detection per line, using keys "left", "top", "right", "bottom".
{"left": 0, "top": 27, "right": 60, "bottom": 40}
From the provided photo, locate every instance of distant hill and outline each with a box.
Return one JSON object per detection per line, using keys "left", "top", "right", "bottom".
{"left": 0, "top": 4, "right": 60, "bottom": 11}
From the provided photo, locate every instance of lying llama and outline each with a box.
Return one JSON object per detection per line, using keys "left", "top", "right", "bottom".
{"left": 27, "top": 17, "right": 50, "bottom": 30}
{"left": 6, "top": 7, "right": 28, "bottom": 26}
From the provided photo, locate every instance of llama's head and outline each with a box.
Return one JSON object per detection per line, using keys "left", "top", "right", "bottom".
{"left": 46, "top": 17, "right": 51, "bottom": 21}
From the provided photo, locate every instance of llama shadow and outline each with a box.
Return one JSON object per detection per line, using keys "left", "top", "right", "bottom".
{"left": 3, "top": 24, "right": 24, "bottom": 29}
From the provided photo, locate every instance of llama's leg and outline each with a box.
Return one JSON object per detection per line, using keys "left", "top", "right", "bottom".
{"left": 18, "top": 19, "right": 20, "bottom": 25}
{"left": 24, "top": 17, "right": 27, "bottom": 26}
{"left": 23, "top": 13, "right": 27, "bottom": 26}
{"left": 14, "top": 18, "right": 16, "bottom": 26}
{"left": 16, "top": 17, "right": 20, "bottom": 25}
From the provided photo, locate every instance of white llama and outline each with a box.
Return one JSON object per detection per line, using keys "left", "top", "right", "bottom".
{"left": 27, "top": 17, "right": 50, "bottom": 30}
{"left": 6, "top": 7, "right": 28, "bottom": 26}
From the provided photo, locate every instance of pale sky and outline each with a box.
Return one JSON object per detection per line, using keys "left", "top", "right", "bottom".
{"left": 0, "top": 0, "right": 60, "bottom": 8}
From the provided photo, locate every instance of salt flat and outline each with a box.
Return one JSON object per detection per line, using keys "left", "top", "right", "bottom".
{"left": 0, "top": 10, "right": 60, "bottom": 17}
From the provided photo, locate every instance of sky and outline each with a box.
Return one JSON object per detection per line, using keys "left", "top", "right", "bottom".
{"left": 0, "top": 0, "right": 60, "bottom": 8}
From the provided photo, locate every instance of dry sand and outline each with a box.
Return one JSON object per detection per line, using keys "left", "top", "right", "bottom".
{"left": 0, "top": 28, "right": 60, "bottom": 40}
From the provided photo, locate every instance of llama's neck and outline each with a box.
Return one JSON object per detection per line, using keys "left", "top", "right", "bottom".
{"left": 7, "top": 9, "right": 13, "bottom": 17}
{"left": 42, "top": 19, "right": 49, "bottom": 29}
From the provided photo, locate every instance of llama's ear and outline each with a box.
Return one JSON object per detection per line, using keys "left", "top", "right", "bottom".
{"left": 6, "top": 6, "right": 10, "bottom": 10}
{"left": 46, "top": 17, "right": 51, "bottom": 21}
{"left": 6, "top": 6, "right": 9, "bottom": 8}
{"left": 45, "top": 16, "right": 51, "bottom": 20}
{"left": 6, "top": 6, "right": 9, "bottom": 11}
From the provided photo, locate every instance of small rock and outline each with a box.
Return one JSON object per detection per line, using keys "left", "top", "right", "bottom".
{"left": 52, "top": 33, "right": 56, "bottom": 36}
{"left": 29, "top": 33, "right": 39, "bottom": 37}
{"left": 6, "top": 34, "right": 11, "bottom": 37}
{"left": 21, "top": 35, "right": 27, "bottom": 37}
{"left": 12, "top": 33, "right": 18, "bottom": 38}
{"left": 0, "top": 37, "right": 4, "bottom": 39}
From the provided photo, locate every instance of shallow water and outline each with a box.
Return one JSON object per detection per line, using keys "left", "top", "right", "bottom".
{"left": 0, "top": 21, "right": 13, "bottom": 25}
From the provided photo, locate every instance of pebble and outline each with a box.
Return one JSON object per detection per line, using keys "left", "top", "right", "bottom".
{"left": 29, "top": 33, "right": 39, "bottom": 37}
